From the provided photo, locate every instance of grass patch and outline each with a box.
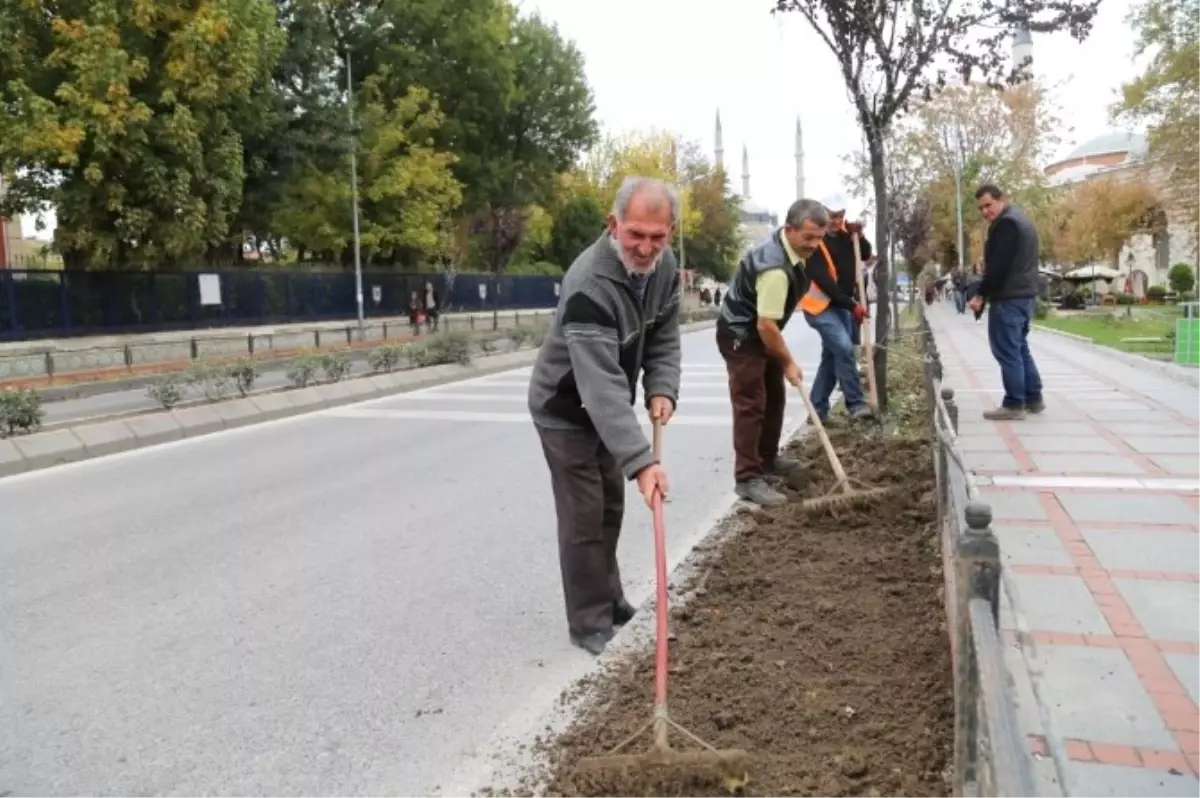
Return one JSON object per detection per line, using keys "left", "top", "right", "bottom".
{"left": 1037, "top": 310, "right": 1176, "bottom": 357}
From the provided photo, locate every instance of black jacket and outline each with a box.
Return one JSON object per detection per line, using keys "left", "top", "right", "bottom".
{"left": 980, "top": 204, "right": 1039, "bottom": 301}
{"left": 806, "top": 230, "right": 872, "bottom": 312}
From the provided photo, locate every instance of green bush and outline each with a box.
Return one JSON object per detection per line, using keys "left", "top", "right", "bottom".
{"left": 185, "top": 361, "right": 233, "bottom": 401}
{"left": 1116, "top": 292, "right": 1136, "bottom": 305}
{"left": 410, "top": 331, "right": 472, "bottom": 367}
{"left": 226, "top": 358, "right": 259, "bottom": 396}
{"left": 146, "top": 375, "right": 186, "bottom": 409}
{"left": 0, "top": 388, "right": 44, "bottom": 437}
{"left": 507, "top": 327, "right": 533, "bottom": 347}
{"left": 367, "top": 344, "right": 404, "bottom": 373}
{"left": 1034, "top": 298, "right": 1049, "bottom": 319}
{"left": 286, "top": 355, "right": 321, "bottom": 388}
{"left": 1168, "top": 262, "right": 1196, "bottom": 294}
{"left": 318, "top": 351, "right": 352, "bottom": 382}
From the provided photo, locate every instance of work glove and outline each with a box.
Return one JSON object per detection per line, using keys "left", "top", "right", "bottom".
{"left": 852, "top": 303, "right": 870, "bottom": 323}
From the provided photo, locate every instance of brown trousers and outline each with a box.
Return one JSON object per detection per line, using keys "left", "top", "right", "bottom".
{"left": 717, "top": 333, "right": 787, "bottom": 482}
{"left": 536, "top": 424, "right": 625, "bottom": 634}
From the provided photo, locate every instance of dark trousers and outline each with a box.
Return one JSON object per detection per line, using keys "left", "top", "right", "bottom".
{"left": 717, "top": 333, "right": 786, "bottom": 482}
{"left": 987, "top": 297, "right": 1044, "bottom": 409}
{"left": 535, "top": 424, "right": 625, "bottom": 634}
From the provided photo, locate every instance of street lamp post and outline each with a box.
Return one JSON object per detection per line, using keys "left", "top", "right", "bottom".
{"left": 345, "top": 22, "right": 393, "bottom": 341}
{"left": 950, "top": 123, "right": 966, "bottom": 274}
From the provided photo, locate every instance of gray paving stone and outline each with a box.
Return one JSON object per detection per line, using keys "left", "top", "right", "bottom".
{"left": 315, "top": 382, "right": 353, "bottom": 405}
{"left": 1081, "top": 529, "right": 1199, "bottom": 573}
{"left": 1019, "top": 422, "right": 1094, "bottom": 436}
{"left": 341, "top": 378, "right": 381, "bottom": 401}
{"left": 1123, "top": 435, "right": 1200, "bottom": 455}
{"left": 1032, "top": 453, "right": 1147, "bottom": 474}
{"left": 1057, "top": 493, "right": 1198, "bottom": 525}
{"left": 1037, "top": 644, "right": 1176, "bottom": 748}
{"left": 958, "top": 436, "right": 1012, "bottom": 453}
{"left": 12, "top": 429, "right": 88, "bottom": 470}
{"left": 124, "top": 413, "right": 184, "bottom": 446}
{"left": 1164, "top": 652, "right": 1200, "bottom": 706}
{"left": 1019, "top": 436, "right": 1120, "bottom": 453}
{"left": 1068, "top": 762, "right": 1199, "bottom": 797}
{"left": 1009, "top": 572, "right": 1112, "bottom": 633}
{"left": 0, "top": 438, "right": 28, "bottom": 477}
{"left": 996, "top": 525, "right": 1073, "bottom": 566}
{"left": 72, "top": 419, "right": 138, "bottom": 458}
{"left": 980, "top": 490, "right": 1049, "bottom": 521}
{"left": 1151, "top": 455, "right": 1200, "bottom": 475}
{"left": 1115, "top": 579, "right": 1199, "bottom": 642}
{"left": 1107, "top": 422, "right": 1195, "bottom": 437}
{"left": 368, "top": 374, "right": 398, "bottom": 393}
{"left": 963, "top": 451, "right": 1023, "bottom": 472}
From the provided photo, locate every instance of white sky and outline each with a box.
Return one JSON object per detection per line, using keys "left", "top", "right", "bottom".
{"left": 19, "top": 0, "right": 1139, "bottom": 241}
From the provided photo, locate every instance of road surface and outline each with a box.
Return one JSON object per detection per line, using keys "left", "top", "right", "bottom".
{"left": 0, "top": 322, "right": 825, "bottom": 795}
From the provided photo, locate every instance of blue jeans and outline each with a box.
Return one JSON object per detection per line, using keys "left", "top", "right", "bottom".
{"left": 804, "top": 308, "right": 866, "bottom": 419}
{"left": 987, "top": 297, "right": 1044, "bottom": 409}
{"left": 953, "top": 290, "right": 966, "bottom": 313}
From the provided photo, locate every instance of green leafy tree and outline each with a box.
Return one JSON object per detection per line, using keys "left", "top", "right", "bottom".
{"left": 1169, "top": 262, "right": 1196, "bottom": 294}
{"left": 0, "top": 0, "right": 285, "bottom": 269}
{"left": 684, "top": 167, "right": 742, "bottom": 282}
{"left": 547, "top": 191, "right": 606, "bottom": 269}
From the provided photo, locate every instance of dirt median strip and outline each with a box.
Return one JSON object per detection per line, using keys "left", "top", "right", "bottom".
{"left": 484, "top": 328, "right": 953, "bottom": 798}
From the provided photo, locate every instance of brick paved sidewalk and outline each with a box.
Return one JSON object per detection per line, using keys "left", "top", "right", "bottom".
{"left": 927, "top": 303, "right": 1200, "bottom": 797}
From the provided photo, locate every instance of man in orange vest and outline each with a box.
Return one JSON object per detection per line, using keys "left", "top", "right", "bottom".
{"left": 799, "top": 193, "right": 872, "bottom": 422}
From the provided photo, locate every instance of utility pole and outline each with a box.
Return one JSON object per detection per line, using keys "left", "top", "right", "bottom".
{"left": 345, "top": 22, "right": 393, "bottom": 341}
{"left": 951, "top": 123, "right": 966, "bottom": 274}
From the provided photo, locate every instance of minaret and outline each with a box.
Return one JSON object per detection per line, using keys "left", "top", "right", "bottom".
{"left": 741, "top": 144, "right": 750, "bottom": 198}
{"left": 795, "top": 116, "right": 806, "bottom": 200}
{"left": 714, "top": 109, "right": 724, "bottom": 171}
{"left": 1012, "top": 26, "right": 1033, "bottom": 79}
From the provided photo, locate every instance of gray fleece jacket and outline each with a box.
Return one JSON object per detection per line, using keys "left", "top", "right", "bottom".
{"left": 528, "top": 234, "right": 682, "bottom": 480}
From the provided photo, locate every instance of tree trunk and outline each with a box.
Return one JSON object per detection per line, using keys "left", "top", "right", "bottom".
{"left": 867, "top": 132, "right": 891, "bottom": 413}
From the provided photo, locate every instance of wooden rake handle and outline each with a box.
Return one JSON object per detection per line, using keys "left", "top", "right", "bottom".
{"left": 852, "top": 233, "right": 880, "bottom": 411}
{"left": 795, "top": 382, "right": 851, "bottom": 488}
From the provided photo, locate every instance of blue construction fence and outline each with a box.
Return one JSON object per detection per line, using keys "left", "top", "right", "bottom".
{"left": 0, "top": 268, "right": 563, "bottom": 340}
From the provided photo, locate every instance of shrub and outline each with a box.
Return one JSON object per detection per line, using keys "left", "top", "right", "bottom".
{"left": 185, "top": 361, "right": 233, "bottom": 401}
{"left": 1145, "top": 284, "right": 1168, "bottom": 301}
{"left": 318, "top": 351, "right": 352, "bottom": 382}
{"left": 367, "top": 344, "right": 404, "bottom": 373}
{"left": 1034, "top": 298, "right": 1049, "bottom": 320}
{"left": 410, "top": 331, "right": 472, "bottom": 367}
{"left": 226, "top": 358, "right": 259, "bottom": 396}
{"left": 0, "top": 388, "right": 44, "bottom": 437}
{"left": 1168, "top": 262, "right": 1196, "bottom": 295}
{"left": 146, "top": 375, "right": 186, "bottom": 409}
{"left": 1116, "top": 292, "right": 1136, "bottom": 305}
{"left": 286, "top": 355, "right": 320, "bottom": 388}
{"left": 507, "top": 327, "right": 533, "bottom": 348}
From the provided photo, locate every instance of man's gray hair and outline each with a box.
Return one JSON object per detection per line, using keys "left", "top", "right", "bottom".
{"left": 611, "top": 176, "right": 680, "bottom": 223}
{"left": 785, "top": 198, "right": 830, "bottom": 229}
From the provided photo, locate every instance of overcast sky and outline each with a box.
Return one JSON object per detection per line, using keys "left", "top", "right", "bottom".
{"left": 19, "top": 0, "right": 1139, "bottom": 240}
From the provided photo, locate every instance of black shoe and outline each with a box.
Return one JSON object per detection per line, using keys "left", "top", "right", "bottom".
{"left": 735, "top": 477, "right": 788, "bottom": 507}
{"left": 614, "top": 598, "right": 636, "bottom": 626}
{"left": 764, "top": 455, "right": 804, "bottom": 475}
{"left": 1026, "top": 399, "right": 1046, "bottom": 414}
{"left": 569, "top": 628, "right": 615, "bottom": 656}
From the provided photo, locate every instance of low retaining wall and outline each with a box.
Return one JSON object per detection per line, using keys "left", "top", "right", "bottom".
{"left": 0, "top": 318, "right": 718, "bottom": 478}
{"left": 919, "top": 310, "right": 1038, "bottom": 796}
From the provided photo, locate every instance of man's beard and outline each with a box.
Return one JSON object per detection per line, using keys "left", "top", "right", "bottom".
{"left": 609, "top": 235, "right": 660, "bottom": 275}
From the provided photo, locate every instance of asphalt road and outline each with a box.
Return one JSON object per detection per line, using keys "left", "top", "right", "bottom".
{"left": 0, "top": 321, "right": 825, "bottom": 796}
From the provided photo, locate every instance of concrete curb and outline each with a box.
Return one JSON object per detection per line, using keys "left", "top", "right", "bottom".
{"left": 1032, "top": 323, "right": 1200, "bottom": 387}
{"left": 0, "top": 319, "right": 717, "bottom": 478}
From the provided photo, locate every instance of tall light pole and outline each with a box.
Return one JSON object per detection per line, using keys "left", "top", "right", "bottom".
{"left": 346, "top": 22, "right": 393, "bottom": 340}
{"left": 950, "top": 122, "right": 966, "bottom": 273}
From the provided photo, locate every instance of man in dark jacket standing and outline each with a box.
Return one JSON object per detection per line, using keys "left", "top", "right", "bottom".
{"left": 970, "top": 184, "right": 1044, "bottom": 420}
{"left": 716, "top": 198, "right": 829, "bottom": 507}
{"left": 528, "top": 176, "right": 680, "bottom": 656}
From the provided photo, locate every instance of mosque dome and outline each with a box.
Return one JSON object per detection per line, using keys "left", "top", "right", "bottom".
{"left": 1062, "top": 131, "right": 1148, "bottom": 163}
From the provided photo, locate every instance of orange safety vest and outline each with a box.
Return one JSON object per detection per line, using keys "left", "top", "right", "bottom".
{"left": 797, "top": 241, "right": 838, "bottom": 314}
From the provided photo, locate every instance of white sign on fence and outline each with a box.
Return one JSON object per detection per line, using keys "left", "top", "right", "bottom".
{"left": 198, "top": 273, "right": 222, "bottom": 306}
{"left": 554, "top": 282, "right": 560, "bottom": 297}
{"left": 478, "top": 283, "right": 487, "bottom": 300}
{"left": 372, "top": 285, "right": 382, "bottom": 305}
